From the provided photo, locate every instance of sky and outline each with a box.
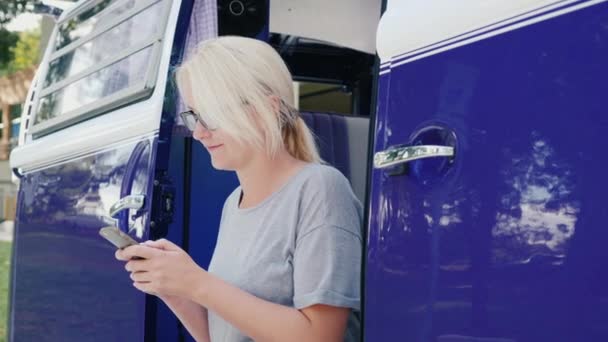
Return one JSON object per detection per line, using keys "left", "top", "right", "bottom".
{"left": 5, "top": 0, "right": 76, "bottom": 32}
{"left": 6, "top": 13, "right": 42, "bottom": 32}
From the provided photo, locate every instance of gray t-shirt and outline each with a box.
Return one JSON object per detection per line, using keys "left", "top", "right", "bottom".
{"left": 207, "top": 163, "right": 363, "bottom": 342}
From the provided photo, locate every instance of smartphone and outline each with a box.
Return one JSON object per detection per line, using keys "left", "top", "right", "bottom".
{"left": 99, "top": 226, "right": 138, "bottom": 249}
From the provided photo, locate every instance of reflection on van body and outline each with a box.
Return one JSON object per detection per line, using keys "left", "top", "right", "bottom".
{"left": 8, "top": 0, "right": 608, "bottom": 341}
{"left": 367, "top": 1, "right": 608, "bottom": 341}
{"left": 12, "top": 140, "right": 152, "bottom": 341}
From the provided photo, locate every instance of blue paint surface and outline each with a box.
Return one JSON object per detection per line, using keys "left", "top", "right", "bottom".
{"left": 366, "top": 3, "right": 608, "bottom": 341}
{"left": 11, "top": 138, "right": 155, "bottom": 341}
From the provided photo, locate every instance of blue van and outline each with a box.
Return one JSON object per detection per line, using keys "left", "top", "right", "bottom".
{"left": 8, "top": 0, "right": 608, "bottom": 341}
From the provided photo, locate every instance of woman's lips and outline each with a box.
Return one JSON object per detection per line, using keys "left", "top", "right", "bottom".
{"left": 207, "top": 144, "right": 223, "bottom": 151}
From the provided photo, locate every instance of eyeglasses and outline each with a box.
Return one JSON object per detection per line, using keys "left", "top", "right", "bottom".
{"left": 179, "top": 109, "right": 218, "bottom": 131}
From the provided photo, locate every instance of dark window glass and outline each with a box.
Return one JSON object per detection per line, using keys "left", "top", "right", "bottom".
{"left": 299, "top": 82, "right": 353, "bottom": 114}
{"left": 11, "top": 104, "right": 22, "bottom": 120}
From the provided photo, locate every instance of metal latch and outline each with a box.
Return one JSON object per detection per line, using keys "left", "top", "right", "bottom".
{"left": 150, "top": 171, "right": 175, "bottom": 238}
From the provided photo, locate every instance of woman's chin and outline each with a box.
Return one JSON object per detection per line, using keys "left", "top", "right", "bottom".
{"left": 210, "top": 158, "right": 236, "bottom": 171}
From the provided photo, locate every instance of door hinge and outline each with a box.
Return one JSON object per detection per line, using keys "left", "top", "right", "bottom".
{"left": 150, "top": 171, "right": 175, "bottom": 239}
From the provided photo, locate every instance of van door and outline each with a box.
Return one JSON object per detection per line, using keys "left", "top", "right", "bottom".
{"left": 8, "top": 0, "right": 190, "bottom": 340}
{"left": 366, "top": 1, "right": 608, "bottom": 341}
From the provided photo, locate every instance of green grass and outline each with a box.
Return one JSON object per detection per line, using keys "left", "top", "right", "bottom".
{"left": 0, "top": 241, "right": 12, "bottom": 342}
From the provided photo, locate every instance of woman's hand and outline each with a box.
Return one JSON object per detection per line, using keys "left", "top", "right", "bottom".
{"left": 115, "top": 239, "right": 207, "bottom": 299}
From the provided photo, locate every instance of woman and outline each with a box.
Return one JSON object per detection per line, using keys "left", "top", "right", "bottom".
{"left": 116, "top": 36, "right": 363, "bottom": 342}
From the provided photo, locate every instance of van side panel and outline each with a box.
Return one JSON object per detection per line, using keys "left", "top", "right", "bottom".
{"left": 10, "top": 138, "right": 155, "bottom": 341}
{"left": 366, "top": 2, "right": 608, "bottom": 341}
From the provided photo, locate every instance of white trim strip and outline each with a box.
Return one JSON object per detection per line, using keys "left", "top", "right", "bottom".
{"left": 390, "top": 0, "right": 607, "bottom": 69}
{"left": 377, "top": 0, "right": 607, "bottom": 70}
{"left": 388, "top": 0, "right": 576, "bottom": 63}
{"left": 18, "top": 132, "right": 158, "bottom": 174}
{"left": 10, "top": 107, "right": 161, "bottom": 172}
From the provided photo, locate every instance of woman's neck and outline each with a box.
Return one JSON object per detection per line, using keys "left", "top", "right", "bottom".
{"left": 236, "top": 149, "right": 308, "bottom": 209}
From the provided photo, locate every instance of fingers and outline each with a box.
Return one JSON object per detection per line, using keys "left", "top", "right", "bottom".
{"left": 115, "top": 248, "right": 146, "bottom": 261}
{"left": 115, "top": 249, "right": 129, "bottom": 261}
{"left": 133, "top": 281, "right": 155, "bottom": 295}
{"left": 118, "top": 244, "right": 159, "bottom": 260}
{"left": 141, "top": 240, "right": 169, "bottom": 251}
{"left": 130, "top": 271, "right": 151, "bottom": 283}
{"left": 125, "top": 258, "right": 150, "bottom": 273}
{"left": 145, "top": 238, "right": 179, "bottom": 251}
{"left": 142, "top": 240, "right": 162, "bottom": 249}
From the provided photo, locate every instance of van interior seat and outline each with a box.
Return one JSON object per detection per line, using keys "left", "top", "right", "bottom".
{"left": 300, "top": 112, "right": 370, "bottom": 204}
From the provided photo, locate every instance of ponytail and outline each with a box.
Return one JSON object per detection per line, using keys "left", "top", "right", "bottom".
{"left": 282, "top": 116, "right": 321, "bottom": 163}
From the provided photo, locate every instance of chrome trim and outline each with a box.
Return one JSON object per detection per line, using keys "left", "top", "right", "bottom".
{"left": 144, "top": 38, "right": 168, "bottom": 91}
{"left": 30, "top": 0, "right": 172, "bottom": 137}
{"left": 51, "top": 0, "right": 160, "bottom": 60}
{"left": 10, "top": 132, "right": 158, "bottom": 174}
{"left": 40, "top": 39, "right": 158, "bottom": 97}
{"left": 110, "top": 194, "right": 145, "bottom": 218}
{"left": 373, "top": 145, "right": 454, "bottom": 169}
{"left": 55, "top": 0, "right": 120, "bottom": 26}
{"left": 29, "top": 80, "right": 152, "bottom": 137}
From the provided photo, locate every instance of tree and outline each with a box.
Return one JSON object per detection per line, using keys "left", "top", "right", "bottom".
{"left": 0, "top": 0, "right": 34, "bottom": 68}
{"left": 0, "top": 0, "right": 31, "bottom": 26}
{"left": 0, "top": 29, "right": 40, "bottom": 77}
{"left": 11, "top": 29, "right": 40, "bottom": 69}
{"left": 0, "top": 28, "right": 18, "bottom": 69}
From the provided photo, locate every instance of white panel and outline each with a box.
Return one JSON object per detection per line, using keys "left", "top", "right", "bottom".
{"left": 377, "top": 0, "right": 579, "bottom": 62}
{"left": 270, "top": 0, "right": 382, "bottom": 54}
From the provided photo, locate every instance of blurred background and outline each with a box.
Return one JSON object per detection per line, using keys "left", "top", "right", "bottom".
{"left": 0, "top": 2, "right": 76, "bottom": 340}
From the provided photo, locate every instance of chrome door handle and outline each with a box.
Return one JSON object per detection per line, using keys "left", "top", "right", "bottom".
{"left": 373, "top": 145, "right": 454, "bottom": 169}
{"left": 109, "top": 194, "right": 145, "bottom": 218}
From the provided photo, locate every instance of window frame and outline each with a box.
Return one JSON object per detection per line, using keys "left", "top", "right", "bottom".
{"left": 29, "top": 0, "right": 172, "bottom": 138}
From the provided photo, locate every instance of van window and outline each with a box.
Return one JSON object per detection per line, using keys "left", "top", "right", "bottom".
{"left": 298, "top": 82, "right": 352, "bottom": 114}
{"left": 30, "top": 0, "right": 172, "bottom": 137}
{"left": 53, "top": 0, "right": 133, "bottom": 51}
{"left": 270, "top": 34, "right": 375, "bottom": 116}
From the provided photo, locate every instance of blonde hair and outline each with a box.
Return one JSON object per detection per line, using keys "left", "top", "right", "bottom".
{"left": 175, "top": 36, "right": 320, "bottom": 163}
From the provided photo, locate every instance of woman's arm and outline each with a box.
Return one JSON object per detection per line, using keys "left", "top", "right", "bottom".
{"left": 120, "top": 240, "right": 350, "bottom": 342}
{"left": 119, "top": 244, "right": 211, "bottom": 342}
{"left": 160, "top": 295, "right": 210, "bottom": 342}
{"left": 192, "top": 272, "right": 350, "bottom": 342}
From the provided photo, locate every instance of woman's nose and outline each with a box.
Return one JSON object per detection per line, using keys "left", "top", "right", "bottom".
{"left": 192, "top": 122, "right": 212, "bottom": 140}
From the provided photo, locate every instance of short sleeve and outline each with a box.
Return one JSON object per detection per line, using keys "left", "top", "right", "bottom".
{"left": 293, "top": 225, "right": 362, "bottom": 310}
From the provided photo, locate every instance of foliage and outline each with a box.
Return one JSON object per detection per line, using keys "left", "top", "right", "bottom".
{"left": 0, "top": 241, "right": 12, "bottom": 342}
{"left": 0, "top": 0, "right": 31, "bottom": 26}
{"left": 11, "top": 29, "right": 39, "bottom": 70}
{"left": 0, "top": 0, "right": 36, "bottom": 72}
{"left": 0, "top": 29, "right": 40, "bottom": 77}
{"left": 0, "top": 28, "right": 18, "bottom": 69}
